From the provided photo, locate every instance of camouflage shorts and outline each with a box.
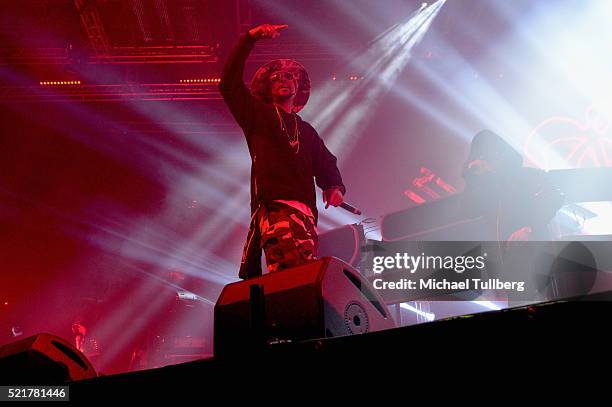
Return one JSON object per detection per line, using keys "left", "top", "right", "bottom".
{"left": 257, "top": 202, "right": 318, "bottom": 273}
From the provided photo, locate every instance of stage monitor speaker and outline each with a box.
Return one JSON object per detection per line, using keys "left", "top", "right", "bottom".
{"left": 318, "top": 223, "right": 365, "bottom": 266}
{"left": 214, "top": 257, "right": 395, "bottom": 357}
{"left": 0, "top": 333, "right": 97, "bottom": 384}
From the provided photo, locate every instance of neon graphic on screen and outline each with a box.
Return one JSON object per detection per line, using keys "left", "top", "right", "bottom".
{"left": 525, "top": 104, "right": 612, "bottom": 170}
{"left": 404, "top": 167, "right": 456, "bottom": 205}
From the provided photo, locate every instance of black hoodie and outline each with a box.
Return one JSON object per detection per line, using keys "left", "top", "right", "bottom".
{"left": 219, "top": 33, "right": 345, "bottom": 223}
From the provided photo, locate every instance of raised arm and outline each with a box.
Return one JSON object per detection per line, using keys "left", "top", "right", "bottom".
{"left": 218, "top": 24, "right": 288, "bottom": 131}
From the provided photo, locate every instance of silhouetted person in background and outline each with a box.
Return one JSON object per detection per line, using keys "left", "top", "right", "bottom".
{"left": 462, "top": 130, "right": 564, "bottom": 241}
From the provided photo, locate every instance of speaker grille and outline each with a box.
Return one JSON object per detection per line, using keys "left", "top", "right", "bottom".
{"left": 344, "top": 302, "right": 369, "bottom": 334}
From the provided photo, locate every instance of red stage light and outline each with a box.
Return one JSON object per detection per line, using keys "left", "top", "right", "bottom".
{"left": 40, "top": 80, "right": 81, "bottom": 86}
{"left": 180, "top": 78, "right": 220, "bottom": 84}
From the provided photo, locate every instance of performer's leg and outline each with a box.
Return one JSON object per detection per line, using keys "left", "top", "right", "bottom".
{"left": 238, "top": 207, "right": 263, "bottom": 279}
{"left": 259, "top": 204, "right": 318, "bottom": 273}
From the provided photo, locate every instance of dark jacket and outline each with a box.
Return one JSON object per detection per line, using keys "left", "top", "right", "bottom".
{"left": 461, "top": 131, "right": 563, "bottom": 240}
{"left": 219, "top": 33, "right": 345, "bottom": 224}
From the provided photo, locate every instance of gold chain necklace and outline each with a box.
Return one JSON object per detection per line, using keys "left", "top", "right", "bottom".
{"left": 274, "top": 104, "right": 300, "bottom": 154}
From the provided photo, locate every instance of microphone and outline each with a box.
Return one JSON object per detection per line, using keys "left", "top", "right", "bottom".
{"left": 339, "top": 202, "right": 362, "bottom": 215}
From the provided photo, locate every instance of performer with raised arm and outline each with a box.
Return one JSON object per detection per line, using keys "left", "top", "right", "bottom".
{"left": 219, "top": 24, "right": 346, "bottom": 279}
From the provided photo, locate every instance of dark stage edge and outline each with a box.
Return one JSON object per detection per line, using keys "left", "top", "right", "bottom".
{"left": 70, "top": 292, "right": 612, "bottom": 399}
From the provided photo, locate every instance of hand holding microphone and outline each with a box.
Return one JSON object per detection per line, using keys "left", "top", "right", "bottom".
{"left": 323, "top": 187, "right": 362, "bottom": 215}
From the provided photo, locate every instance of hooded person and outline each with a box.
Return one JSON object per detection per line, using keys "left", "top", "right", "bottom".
{"left": 461, "top": 130, "right": 563, "bottom": 241}
{"left": 219, "top": 23, "right": 346, "bottom": 279}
